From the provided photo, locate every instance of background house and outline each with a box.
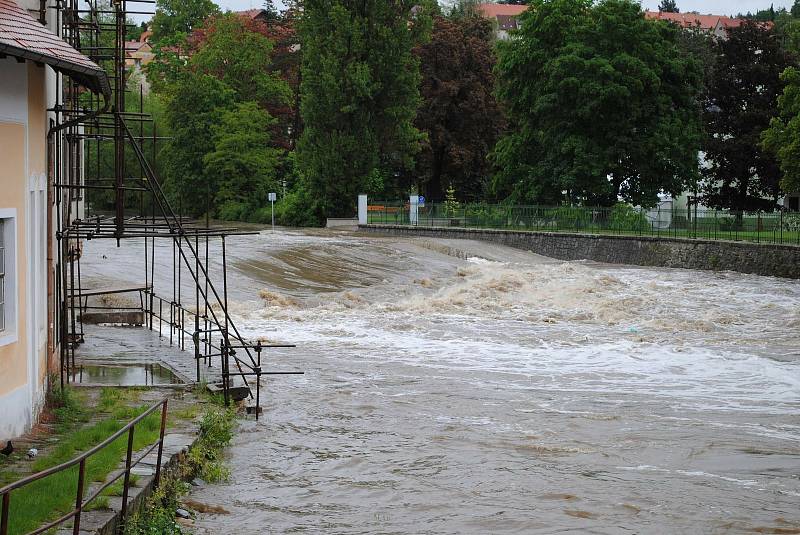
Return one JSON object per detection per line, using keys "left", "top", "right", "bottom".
{"left": 644, "top": 11, "right": 770, "bottom": 39}
{"left": 476, "top": 3, "right": 527, "bottom": 39}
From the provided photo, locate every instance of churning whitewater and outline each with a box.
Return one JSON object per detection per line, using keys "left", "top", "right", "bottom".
{"left": 82, "top": 229, "right": 800, "bottom": 534}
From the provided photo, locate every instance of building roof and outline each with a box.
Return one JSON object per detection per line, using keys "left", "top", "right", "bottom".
{"left": 236, "top": 8, "right": 269, "bottom": 21}
{"left": 0, "top": 0, "right": 109, "bottom": 96}
{"left": 643, "top": 11, "right": 770, "bottom": 32}
{"left": 476, "top": 3, "right": 528, "bottom": 18}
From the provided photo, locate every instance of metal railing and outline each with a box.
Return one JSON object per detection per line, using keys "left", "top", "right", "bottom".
{"left": 0, "top": 398, "right": 169, "bottom": 535}
{"left": 367, "top": 202, "right": 800, "bottom": 245}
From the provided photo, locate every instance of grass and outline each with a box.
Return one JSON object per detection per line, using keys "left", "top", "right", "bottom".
{"left": 2, "top": 388, "right": 162, "bottom": 535}
{"left": 124, "top": 403, "right": 236, "bottom": 535}
{"left": 1, "top": 384, "right": 237, "bottom": 535}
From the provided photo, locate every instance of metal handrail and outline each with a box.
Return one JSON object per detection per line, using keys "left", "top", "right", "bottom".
{"left": 0, "top": 398, "right": 169, "bottom": 535}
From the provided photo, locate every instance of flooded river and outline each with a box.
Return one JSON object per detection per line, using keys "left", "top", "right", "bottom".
{"left": 83, "top": 229, "right": 800, "bottom": 533}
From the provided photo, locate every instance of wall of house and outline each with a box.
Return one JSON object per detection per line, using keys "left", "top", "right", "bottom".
{"left": 361, "top": 224, "right": 800, "bottom": 279}
{"left": 0, "top": 57, "right": 51, "bottom": 441}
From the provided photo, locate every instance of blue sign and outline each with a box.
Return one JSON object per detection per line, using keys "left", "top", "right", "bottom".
{"left": 418, "top": 195, "right": 425, "bottom": 206}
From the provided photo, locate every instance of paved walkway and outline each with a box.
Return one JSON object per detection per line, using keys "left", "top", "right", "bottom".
{"left": 75, "top": 323, "right": 222, "bottom": 385}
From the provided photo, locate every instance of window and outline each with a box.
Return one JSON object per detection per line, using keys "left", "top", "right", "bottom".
{"left": 0, "top": 210, "right": 16, "bottom": 345}
{"left": 0, "top": 218, "right": 4, "bottom": 332}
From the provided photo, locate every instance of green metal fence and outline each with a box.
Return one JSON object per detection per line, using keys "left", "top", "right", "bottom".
{"left": 366, "top": 202, "right": 800, "bottom": 245}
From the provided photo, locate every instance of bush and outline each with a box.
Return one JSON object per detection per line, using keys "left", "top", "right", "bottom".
{"left": 464, "top": 203, "right": 507, "bottom": 227}
{"left": 609, "top": 203, "right": 650, "bottom": 232}
{"left": 718, "top": 216, "right": 743, "bottom": 232}
{"left": 782, "top": 213, "right": 800, "bottom": 232}
{"left": 276, "top": 184, "right": 324, "bottom": 227}
{"left": 550, "top": 206, "right": 593, "bottom": 230}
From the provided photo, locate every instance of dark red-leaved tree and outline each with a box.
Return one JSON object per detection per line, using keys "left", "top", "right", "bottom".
{"left": 412, "top": 15, "right": 505, "bottom": 201}
{"left": 702, "top": 21, "right": 794, "bottom": 211}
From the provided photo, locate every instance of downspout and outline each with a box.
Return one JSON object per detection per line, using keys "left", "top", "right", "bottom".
{"left": 46, "top": 87, "right": 110, "bottom": 389}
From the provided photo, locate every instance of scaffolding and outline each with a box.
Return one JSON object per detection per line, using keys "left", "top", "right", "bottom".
{"left": 51, "top": 0, "right": 296, "bottom": 417}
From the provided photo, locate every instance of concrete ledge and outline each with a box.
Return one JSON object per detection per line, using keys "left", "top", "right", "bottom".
{"left": 326, "top": 218, "right": 358, "bottom": 229}
{"left": 80, "top": 311, "right": 144, "bottom": 326}
{"left": 361, "top": 224, "right": 800, "bottom": 279}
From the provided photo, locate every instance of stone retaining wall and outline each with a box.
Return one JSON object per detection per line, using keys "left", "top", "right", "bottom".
{"left": 361, "top": 224, "right": 800, "bottom": 279}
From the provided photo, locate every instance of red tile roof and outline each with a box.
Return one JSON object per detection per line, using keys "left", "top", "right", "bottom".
{"left": 236, "top": 9, "right": 268, "bottom": 20}
{"left": 0, "top": 0, "right": 109, "bottom": 95}
{"left": 644, "top": 11, "right": 772, "bottom": 32}
{"left": 477, "top": 3, "right": 528, "bottom": 18}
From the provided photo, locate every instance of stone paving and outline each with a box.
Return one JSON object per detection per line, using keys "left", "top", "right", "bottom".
{"left": 74, "top": 323, "right": 223, "bottom": 385}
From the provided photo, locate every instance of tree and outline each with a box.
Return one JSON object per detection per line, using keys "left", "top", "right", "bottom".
{"left": 161, "top": 73, "right": 235, "bottom": 217}
{"left": 493, "top": 0, "right": 703, "bottom": 206}
{"left": 658, "top": 0, "right": 679, "bottom": 13}
{"left": 188, "top": 14, "right": 290, "bottom": 110}
{"left": 150, "top": 0, "right": 220, "bottom": 46}
{"left": 159, "top": 13, "right": 293, "bottom": 220}
{"left": 412, "top": 15, "right": 505, "bottom": 201}
{"left": 702, "top": 21, "right": 793, "bottom": 211}
{"left": 762, "top": 67, "right": 800, "bottom": 196}
{"left": 793, "top": 0, "right": 800, "bottom": 18}
{"left": 147, "top": 0, "right": 220, "bottom": 92}
{"left": 297, "top": 0, "right": 432, "bottom": 219}
{"left": 190, "top": 12, "right": 300, "bottom": 150}
{"left": 205, "top": 102, "right": 282, "bottom": 220}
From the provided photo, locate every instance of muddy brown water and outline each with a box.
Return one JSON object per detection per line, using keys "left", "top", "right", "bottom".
{"left": 81, "top": 230, "right": 800, "bottom": 534}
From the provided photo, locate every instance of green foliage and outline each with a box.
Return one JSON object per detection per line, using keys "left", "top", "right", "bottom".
{"left": 762, "top": 67, "right": 800, "bottom": 196}
{"left": 190, "top": 14, "right": 292, "bottom": 107}
{"left": 658, "top": 0, "right": 679, "bottom": 13}
{"left": 703, "top": 21, "right": 793, "bottom": 211}
{"left": 198, "top": 407, "right": 235, "bottom": 449}
{"left": 276, "top": 182, "right": 324, "bottom": 226}
{"left": 782, "top": 212, "right": 800, "bottom": 231}
{"left": 492, "top": 0, "right": 703, "bottom": 207}
{"left": 718, "top": 216, "right": 744, "bottom": 232}
{"left": 550, "top": 206, "right": 592, "bottom": 229}
{"left": 46, "top": 385, "right": 89, "bottom": 434}
{"left": 150, "top": 0, "right": 220, "bottom": 46}
{"left": 464, "top": 203, "right": 508, "bottom": 227}
{"left": 158, "top": 13, "right": 291, "bottom": 221}
{"left": 204, "top": 102, "right": 281, "bottom": 219}
{"left": 124, "top": 475, "right": 187, "bottom": 535}
{"left": 443, "top": 184, "right": 460, "bottom": 216}
{"left": 609, "top": 203, "right": 649, "bottom": 231}
{"left": 162, "top": 73, "right": 234, "bottom": 217}
{"left": 4, "top": 404, "right": 161, "bottom": 535}
{"left": 297, "top": 0, "right": 433, "bottom": 218}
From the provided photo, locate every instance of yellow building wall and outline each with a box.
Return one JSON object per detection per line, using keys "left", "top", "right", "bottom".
{"left": 28, "top": 64, "right": 50, "bottom": 386}
{"left": 0, "top": 123, "right": 28, "bottom": 395}
{"left": 0, "top": 61, "right": 49, "bottom": 439}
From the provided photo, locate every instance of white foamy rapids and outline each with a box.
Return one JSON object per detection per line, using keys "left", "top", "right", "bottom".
{"left": 235, "top": 260, "right": 800, "bottom": 418}
{"left": 246, "top": 258, "right": 800, "bottom": 343}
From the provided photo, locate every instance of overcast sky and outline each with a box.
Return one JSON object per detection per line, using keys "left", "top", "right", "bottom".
{"left": 129, "top": 0, "right": 796, "bottom": 22}
{"left": 212, "top": 0, "right": 795, "bottom": 17}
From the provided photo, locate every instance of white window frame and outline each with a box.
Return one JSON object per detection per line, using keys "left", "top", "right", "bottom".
{"left": 0, "top": 208, "right": 18, "bottom": 347}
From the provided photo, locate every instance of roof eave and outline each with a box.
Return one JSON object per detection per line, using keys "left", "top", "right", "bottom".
{"left": 0, "top": 41, "right": 111, "bottom": 98}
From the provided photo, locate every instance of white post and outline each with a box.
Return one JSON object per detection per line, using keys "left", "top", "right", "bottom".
{"left": 358, "top": 194, "right": 368, "bottom": 225}
{"left": 409, "top": 195, "right": 419, "bottom": 225}
{"left": 268, "top": 192, "right": 276, "bottom": 232}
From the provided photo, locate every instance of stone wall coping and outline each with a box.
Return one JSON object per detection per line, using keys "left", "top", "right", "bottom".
{"left": 360, "top": 224, "right": 800, "bottom": 251}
